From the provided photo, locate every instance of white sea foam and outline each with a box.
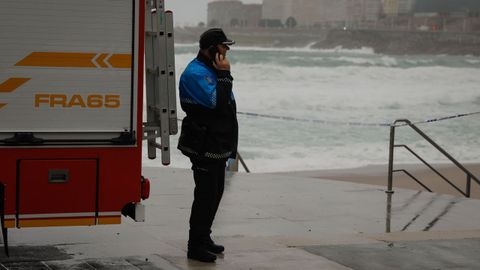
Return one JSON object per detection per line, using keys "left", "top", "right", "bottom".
{"left": 466, "top": 58, "right": 480, "bottom": 64}
{"left": 176, "top": 41, "right": 376, "bottom": 55}
{"left": 196, "top": 44, "right": 377, "bottom": 55}
{"left": 174, "top": 43, "right": 198, "bottom": 47}
{"left": 144, "top": 45, "right": 480, "bottom": 172}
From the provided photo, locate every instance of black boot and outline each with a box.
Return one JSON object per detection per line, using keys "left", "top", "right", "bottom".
{"left": 206, "top": 239, "right": 224, "bottom": 254}
{"left": 187, "top": 246, "right": 217, "bottom": 263}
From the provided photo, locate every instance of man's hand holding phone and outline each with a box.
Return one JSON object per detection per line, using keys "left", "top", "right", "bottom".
{"left": 213, "top": 53, "right": 230, "bottom": 71}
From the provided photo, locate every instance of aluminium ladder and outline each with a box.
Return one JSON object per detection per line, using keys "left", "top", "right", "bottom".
{"left": 144, "top": 0, "right": 177, "bottom": 164}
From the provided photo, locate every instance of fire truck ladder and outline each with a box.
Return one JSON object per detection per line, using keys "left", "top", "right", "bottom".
{"left": 144, "top": 0, "right": 177, "bottom": 165}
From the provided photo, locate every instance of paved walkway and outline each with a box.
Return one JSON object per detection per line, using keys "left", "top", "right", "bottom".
{"left": 1, "top": 167, "right": 480, "bottom": 269}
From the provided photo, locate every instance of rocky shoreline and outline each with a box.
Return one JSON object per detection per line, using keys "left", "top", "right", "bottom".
{"left": 175, "top": 27, "right": 480, "bottom": 56}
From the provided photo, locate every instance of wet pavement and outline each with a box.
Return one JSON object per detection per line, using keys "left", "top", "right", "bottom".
{"left": 305, "top": 238, "right": 480, "bottom": 270}
{"left": 0, "top": 246, "right": 172, "bottom": 269}
{"left": 1, "top": 167, "right": 480, "bottom": 269}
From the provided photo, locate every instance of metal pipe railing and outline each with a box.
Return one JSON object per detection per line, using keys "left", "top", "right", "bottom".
{"left": 237, "top": 152, "right": 250, "bottom": 173}
{"left": 396, "top": 144, "right": 467, "bottom": 196}
{"left": 392, "top": 169, "right": 433, "bottom": 192}
{"left": 387, "top": 119, "right": 480, "bottom": 198}
{"left": 387, "top": 125, "right": 396, "bottom": 193}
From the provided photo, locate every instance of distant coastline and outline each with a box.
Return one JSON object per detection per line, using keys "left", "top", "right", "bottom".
{"left": 175, "top": 27, "right": 480, "bottom": 56}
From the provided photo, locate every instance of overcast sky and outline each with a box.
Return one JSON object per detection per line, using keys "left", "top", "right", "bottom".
{"left": 165, "top": 0, "right": 262, "bottom": 27}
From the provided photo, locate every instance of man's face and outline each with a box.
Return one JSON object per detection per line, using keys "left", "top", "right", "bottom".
{"left": 217, "top": 44, "right": 229, "bottom": 57}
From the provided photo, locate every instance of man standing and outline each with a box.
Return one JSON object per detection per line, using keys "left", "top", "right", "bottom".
{"left": 177, "top": 28, "right": 238, "bottom": 263}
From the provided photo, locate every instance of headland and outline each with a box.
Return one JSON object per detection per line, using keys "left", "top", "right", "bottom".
{"left": 176, "top": 27, "right": 480, "bottom": 55}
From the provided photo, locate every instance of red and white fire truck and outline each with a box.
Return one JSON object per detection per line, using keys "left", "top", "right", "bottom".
{"left": 0, "top": 0, "right": 176, "bottom": 254}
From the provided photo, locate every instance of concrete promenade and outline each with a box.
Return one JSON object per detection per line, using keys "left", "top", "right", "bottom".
{"left": 1, "top": 166, "right": 480, "bottom": 269}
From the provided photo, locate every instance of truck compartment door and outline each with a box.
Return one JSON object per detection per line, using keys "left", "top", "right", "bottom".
{"left": 18, "top": 159, "right": 97, "bottom": 227}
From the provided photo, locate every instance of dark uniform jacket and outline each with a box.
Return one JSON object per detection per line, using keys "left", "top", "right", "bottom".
{"left": 177, "top": 53, "right": 238, "bottom": 160}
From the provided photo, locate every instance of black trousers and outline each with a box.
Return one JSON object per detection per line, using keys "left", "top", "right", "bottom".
{"left": 188, "top": 157, "right": 226, "bottom": 247}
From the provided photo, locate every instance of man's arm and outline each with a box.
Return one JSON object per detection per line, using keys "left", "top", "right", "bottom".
{"left": 213, "top": 53, "right": 233, "bottom": 111}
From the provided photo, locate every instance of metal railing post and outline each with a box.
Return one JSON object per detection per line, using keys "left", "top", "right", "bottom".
{"left": 386, "top": 192, "right": 393, "bottom": 233}
{"left": 387, "top": 124, "right": 395, "bottom": 194}
{"left": 238, "top": 153, "right": 251, "bottom": 173}
{"left": 466, "top": 174, "right": 472, "bottom": 198}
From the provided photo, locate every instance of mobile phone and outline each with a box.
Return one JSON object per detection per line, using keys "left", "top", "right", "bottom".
{"left": 208, "top": 46, "right": 218, "bottom": 61}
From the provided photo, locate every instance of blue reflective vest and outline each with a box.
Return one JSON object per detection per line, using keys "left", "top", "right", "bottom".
{"left": 179, "top": 58, "right": 235, "bottom": 108}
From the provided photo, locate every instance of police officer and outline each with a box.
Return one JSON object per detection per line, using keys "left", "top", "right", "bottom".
{"left": 177, "top": 28, "right": 238, "bottom": 263}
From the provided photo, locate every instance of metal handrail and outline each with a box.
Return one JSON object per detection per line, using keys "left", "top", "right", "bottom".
{"left": 387, "top": 119, "right": 480, "bottom": 198}
{"left": 392, "top": 169, "right": 432, "bottom": 192}
{"left": 237, "top": 152, "right": 251, "bottom": 173}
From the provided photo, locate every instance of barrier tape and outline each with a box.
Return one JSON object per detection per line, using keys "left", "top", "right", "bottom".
{"left": 412, "top": 111, "right": 480, "bottom": 125}
{"left": 237, "top": 111, "right": 390, "bottom": 127}
{"left": 237, "top": 111, "right": 480, "bottom": 128}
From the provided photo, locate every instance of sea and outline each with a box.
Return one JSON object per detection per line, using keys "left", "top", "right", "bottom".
{"left": 143, "top": 44, "right": 480, "bottom": 173}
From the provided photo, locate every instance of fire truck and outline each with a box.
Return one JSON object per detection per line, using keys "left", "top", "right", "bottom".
{"left": 0, "top": 0, "right": 176, "bottom": 255}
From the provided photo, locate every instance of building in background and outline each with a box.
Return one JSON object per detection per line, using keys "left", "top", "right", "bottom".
{"left": 206, "top": 0, "right": 479, "bottom": 31}
{"left": 398, "top": 0, "right": 416, "bottom": 15}
{"left": 242, "top": 4, "right": 263, "bottom": 27}
{"left": 413, "top": 0, "right": 480, "bottom": 16}
{"left": 261, "top": 0, "right": 291, "bottom": 23}
{"left": 383, "top": 0, "right": 480, "bottom": 17}
{"left": 410, "top": 0, "right": 480, "bottom": 32}
{"left": 208, "top": 0, "right": 261, "bottom": 27}
{"left": 383, "top": 0, "right": 399, "bottom": 16}
{"left": 383, "top": 0, "right": 417, "bottom": 16}
{"left": 347, "top": 0, "right": 382, "bottom": 21}
{"left": 261, "top": 0, "right": 381, "bottom": 28}
{"left": 262, "top": 0, "right": 348, "bottom": 27}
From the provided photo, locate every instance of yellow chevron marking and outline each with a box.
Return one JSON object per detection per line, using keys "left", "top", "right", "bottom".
{"left": 15, "top": 52, "right": 131, "bottom": 68}
{"left": 108, "top": 54, "right": 132, "bottom": 68}
{"left": 0, "top": 78, "right": 31, "bottom": 92}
